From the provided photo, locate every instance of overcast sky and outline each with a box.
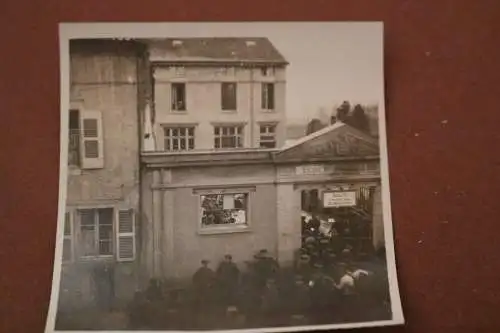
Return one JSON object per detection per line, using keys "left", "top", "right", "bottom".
{"left": 68, "top": 22, "right": 384, "bottom": 123}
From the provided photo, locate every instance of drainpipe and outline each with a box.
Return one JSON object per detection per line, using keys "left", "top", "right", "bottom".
{"left": 249, "top": 65, "right": 255, "bottom": 148}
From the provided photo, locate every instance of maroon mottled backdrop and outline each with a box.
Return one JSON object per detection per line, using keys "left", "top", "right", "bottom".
{"left": 2, "top": 1, "right": 500, "bottom": 332}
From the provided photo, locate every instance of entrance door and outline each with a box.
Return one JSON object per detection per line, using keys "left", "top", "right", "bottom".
{"left": 300, "top": 185, "right": 376, "bottom": 259}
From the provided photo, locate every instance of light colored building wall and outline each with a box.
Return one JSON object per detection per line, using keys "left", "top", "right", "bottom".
{"left": 145, "top": 164, "right": 278, "bottom": 280}
{"left": 60, "top": 47, "right": 144, "bottom": 311}
{"left": 67, "top": 52, "right": 140, "bottom": 206}
{"left": 152, "top": 65, "right": 286, "bottom": 150}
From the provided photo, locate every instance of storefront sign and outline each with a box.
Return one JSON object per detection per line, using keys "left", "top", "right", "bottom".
{"left": 323, "top": 190, "right": 357, "bottom": 207}
{"left": 295, "top": 164, "right": 325, "bottom": 175}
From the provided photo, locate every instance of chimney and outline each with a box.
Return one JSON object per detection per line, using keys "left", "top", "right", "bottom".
{"left": 330, "top": 115, "right": 337, "bottom": 125}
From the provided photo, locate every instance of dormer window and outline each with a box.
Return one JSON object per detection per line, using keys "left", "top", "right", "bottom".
{"left": 261, "top": 67, "right": 275, "bottom": 77}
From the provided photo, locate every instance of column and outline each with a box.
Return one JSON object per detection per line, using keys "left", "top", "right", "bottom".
{"left": 372, "top": 184, "right": 385, "bottom": 251}
{"left": 160, "top": 169, "right": 175, "bottom": 279}
{"left": 276, "top": 183, "right": 301, "bottom": 266}
{"left": 152, "top": 170, "right": 162, "bottom": 278}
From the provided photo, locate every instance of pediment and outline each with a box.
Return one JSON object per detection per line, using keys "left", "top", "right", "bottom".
{"left": 275, "top": 123, "right": 379, "bottom": 161}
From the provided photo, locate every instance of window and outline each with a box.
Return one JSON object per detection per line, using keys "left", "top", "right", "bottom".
{"left": 73, "top": 208, "right": 136, "bottom": 261}
{"left": 68, "top": 110, "right": 80, "bottom": 166}
{"left": 259, "top": 124, "right": 277, "bottom": 148}
{"left": 200, "top": 193, "right": 248, "bottom": 227}
{"left": 261, "top": 67, "right": 275, "bottom": 76}
{"left": 164, "top": 126, "right": 195, "bottom": 151}
{"left": 68, "top": 109, "right": 104, "bottom": 169}
{"left": 62, "top": 212, "right": 73, "bottom": 262}
{"left": 221, "top": 82, "right": 237, "bottom": 110}
{"left": 214, "top": 125, "right": 244, "bottom": 149}
{"left": 78, "top": 208, "right": 114, "bottom": 258}
{"left": 261, "top": 83, "right": 275, "bottom": 110}
{"left": 171, "top": 83, "right": 186, "bottom": 111}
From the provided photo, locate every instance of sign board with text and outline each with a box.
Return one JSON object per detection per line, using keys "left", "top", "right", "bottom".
{"left": 323, "top": 190, "right": 357, "bottom": 207}
{"left": 295, "top": 164, "right": 325, "bottom": 175}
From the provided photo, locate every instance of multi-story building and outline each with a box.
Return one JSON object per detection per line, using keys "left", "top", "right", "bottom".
{"left": 145, "top": 38, "right": 288, "bottom": 152}
{"left": 59, "top": 39, "right": 146, "bottom": 311}
{"left": 58, "top": 38, "right": 384, "bottom": 309}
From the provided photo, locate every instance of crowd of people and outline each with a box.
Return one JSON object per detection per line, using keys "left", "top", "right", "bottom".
{"left": 128, "top": 234, "right": 390, "bottom": 330}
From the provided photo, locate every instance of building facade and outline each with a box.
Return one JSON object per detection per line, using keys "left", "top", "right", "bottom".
{"left": 146, "top": 38, "right": 288, "bottom": 152}
{"left": 59, "top": 40, "right": 146, "bottom": 310}
{"left": 59, "top": 38, "right": 385, "bottom": 308}
{"left": 141, "top": 122, "right": 384, "bottom": 282}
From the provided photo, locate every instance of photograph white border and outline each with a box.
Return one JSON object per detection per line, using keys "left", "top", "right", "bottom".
{"left": 46, "top": 22, "right": 404, "bottom": 333}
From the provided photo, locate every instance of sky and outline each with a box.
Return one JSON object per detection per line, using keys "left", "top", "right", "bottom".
{"left": 67, "top": 22, "right": 384, "bottom": 124}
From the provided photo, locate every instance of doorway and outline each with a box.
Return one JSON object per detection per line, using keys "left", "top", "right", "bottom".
{"left": 300, "top": 185, "right": 376, "bottom": 259}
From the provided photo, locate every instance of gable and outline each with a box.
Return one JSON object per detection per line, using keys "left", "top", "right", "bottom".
{"left": 275, "top": 123, "right": 379, "bottom": 161}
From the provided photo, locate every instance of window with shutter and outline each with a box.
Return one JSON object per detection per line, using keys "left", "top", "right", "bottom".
{"left": 116, "top": 209, "right": 136, "bottom": 262}
{"left": 62, "top": 211, "right": 73, "bottom": 262}
{"left": 80, "top": 110, "right": 104, "bottom": 169}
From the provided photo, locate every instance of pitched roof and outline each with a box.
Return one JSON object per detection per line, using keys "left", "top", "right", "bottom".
{"left": 146, "top": 37, "right": 288, "bottom": 65}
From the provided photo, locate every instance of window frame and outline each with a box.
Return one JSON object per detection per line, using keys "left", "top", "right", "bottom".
{"left": 213, "top": 124, "right": 245, "bottom": 149}
{"left": 62, "top": 211, "right": 74, "bottom": 264}
{"left": 259, "top": 123, "right": 277, "bottom": 148}
{"left": 221, "top": 82, "right": 238, "bottom": 111}
{"left": 195, "top": 187, "right": 255, "bottom": 235}
{"left": 162, "top": 125, "right": 196, "bottom": 152}
{"left": 76, "top": 207, "right": 116, "bottom": 261}
{"left": 171, "top": 82, "right": 187, "bottom": 112}
{"left": 261, "top": 83, "right": 275, "bottom": 111}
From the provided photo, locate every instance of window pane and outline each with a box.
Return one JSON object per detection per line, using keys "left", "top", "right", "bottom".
{"left": 69, "top": 110, "right": 80, "bottom": 130}
{"left": 188, "top": 127, "right": 194, "bottom": 136}
{"left": 99, "top": 241, "right": 113, "bottom": 256}
{"left": 64, "top": 213, "right": 71, "bottom": 236}
{"left": 180, "top": 139, "right": 186, "bottom": 150}
{"left": 214, "top": 138, "right": 220, "bottom": 148}
{"left": 172, "top": 128, "right": 179, "bottom": 137}
{"left": 165, "top": 139, "right": 171, "bottom": 151}
{"left": 188, "top": 138, "right": 194, "bottom": 149}
{"left": 260, "top": 126, "right": 266, "bottom": 134}
{"left": 98, "top": 208, "right": 113, "bottom": 225}
{"left": 229, "top": 127, "right": 235, "bottom": 135}
{"left": 214, "top": 127, "right": 220, "bottom": 135}
{"left": 237, "top": 126, "right": 243, "bottom": 134}
{"left": 173, "top": 139, "right": 179, "bottom": 150}
{"left": 80, "top": 228, "right": 97, "bottom": 256}
{"left": 62, "top": 239, "right": 72, "bottom": 261}
{"left": 80, "top": 210, "right": 95, "bottom": 228}
{"left": 222, "top": 127, "right": 228, "bottom": 135}
{"left": 201, "top": 193, "right": 248, "bottom": 226}
{"left": 268, "top": 125, "right": 275, "bottom": 133}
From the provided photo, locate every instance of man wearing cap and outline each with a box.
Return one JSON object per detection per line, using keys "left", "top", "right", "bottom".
{"left": 193, "top": 259, "right": 216, "bottom": 311}
{"left": 216, "top": 254, "right": 240, "bottom": 307}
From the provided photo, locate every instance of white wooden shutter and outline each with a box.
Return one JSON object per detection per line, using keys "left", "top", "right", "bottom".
{"left": 80, "top": 110, "right": 104, "bottom": 169}
{"left": 116, "top": 209, "right": 136, "bottom": 262}
{"left": 62, "top": 211, "right": 73, "bottom": 262}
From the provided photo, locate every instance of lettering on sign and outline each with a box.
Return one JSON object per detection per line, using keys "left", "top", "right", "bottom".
{"left": 323, "top": 191, "right": 357, "bottom": 207}
{"left": 295, "top": 164, "right": 325, "bottom": 175}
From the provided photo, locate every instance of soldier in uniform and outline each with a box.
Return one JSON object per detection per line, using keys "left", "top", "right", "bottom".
{"left": 216, "top": 254, "right": 240, "bottom": 307}
{"left": 192, "top": 260, "right": 216, "bottom": 312}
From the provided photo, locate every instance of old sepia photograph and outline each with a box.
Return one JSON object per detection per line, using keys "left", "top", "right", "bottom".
{"left": 46, "top": 22, "right": 404, "bottom": 332}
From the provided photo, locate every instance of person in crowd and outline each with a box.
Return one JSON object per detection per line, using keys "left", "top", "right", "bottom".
{"left": 253, "top": 249, "right": 280, "bottom": 290}
{"left": 260, "top": 278, "right": 281, "bottom": 326}
{"left": 333, "top": 264, "right": 359, "bottom": 322}
{"left": 192, "top": 260, "right": 216, "bottom": 311}
{"left": 216, "top": 254, "right": 240, "bottom": 307}
{"left": 290, "top": 275, "right": 311, "bottom": 317}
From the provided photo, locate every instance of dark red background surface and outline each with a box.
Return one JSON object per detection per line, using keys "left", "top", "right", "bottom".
{"left": 2, "top": 1, "right": 500, "bottom": 332}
